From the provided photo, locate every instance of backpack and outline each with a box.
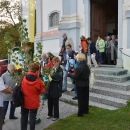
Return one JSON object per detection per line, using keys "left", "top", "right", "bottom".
{"left": 12, "top": 77, "right": 24, "bottom": 107}
{"left": 88, "top": 65, "right": 96, "bottom": 90}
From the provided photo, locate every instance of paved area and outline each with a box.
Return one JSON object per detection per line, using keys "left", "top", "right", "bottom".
{"left": 3, "top": 101, "right": 78, "bottom": 130}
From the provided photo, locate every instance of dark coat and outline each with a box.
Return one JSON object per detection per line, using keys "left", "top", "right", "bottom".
{"left": 62, "top": 38, "right": 67, "bottom": 50}
{"left": 90, "top": 41, "right": 96, "bottom": 54}
{"left": 70, "top": 61, "right": 90, "bottom": 87}
{"left": 48, "top": 66, "right": 63, "bottom": 98}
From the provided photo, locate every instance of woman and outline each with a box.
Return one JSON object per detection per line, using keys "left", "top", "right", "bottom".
{"left": 96, "top": 35, "right": 105, "bottom": 64}
{"left": 68, "top": 53, "right": 90, "bottom": 116}
{"left": 106, "top": 36, "right": 111, "bottom": 65}
{"left": 80, "top": 35, "right": 88, "bottom": 62}
{"left": 62, "top": 43, "right": 75, "bottom": 92}
{"left": 47, "top": 57, "right": 63, "bottom": 121}
{"left": 21, "top": 63, "right": 45, "bottom": 130}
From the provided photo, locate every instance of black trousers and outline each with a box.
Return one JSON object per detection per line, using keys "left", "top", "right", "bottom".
{"left": 21, "top": 107, "right": 38, "bottom": 130}
{"left": 77, "top": 87, "right": 89, "bottom": 116}
{"left": 48, "top": 97, "right": 59, "bottom": 118}
{"left": 0, "top": 107, "right": 3, "bottom": 130}
{"left": 107, "top": 53, "right": 111, "bottom": 65}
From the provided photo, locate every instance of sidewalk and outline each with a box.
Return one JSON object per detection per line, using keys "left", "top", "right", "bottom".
{"left": 3, "top": 101, "right": 77, "bottom": 130}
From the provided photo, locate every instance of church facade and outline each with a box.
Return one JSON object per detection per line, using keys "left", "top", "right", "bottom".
{"left": 22, "top": 0, "right": 130, "bottom": 70}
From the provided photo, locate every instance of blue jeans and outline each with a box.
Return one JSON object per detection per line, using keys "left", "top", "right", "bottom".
{"left": 71, "top": 78, "right": 77, "bottom": 97}
{"left": 98, "top": 52, "right": 103, "bottom": 63}
{"left": 3, "top": 101, "right": 15, "bottom": 119}
{"left": 62, "top": 71, "right": 68, "bottom": 91}
{"left": 74, "top": 84, "right": 77, "bottom": 97}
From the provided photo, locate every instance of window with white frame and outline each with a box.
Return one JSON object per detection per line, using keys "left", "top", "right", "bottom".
{"left": 49, "top": 12, "right": 59, "bottom": 28}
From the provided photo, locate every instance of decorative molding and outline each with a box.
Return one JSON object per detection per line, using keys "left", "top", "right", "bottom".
{"left": 42, "top": 30, "right": 59, "bottom": 37}
{"left": 123, "top": 0, "right": 130, "bottom": 11}
{"left": 59, "top": 14, "right": 80, "bottom": 24}
{"left": 58, "top": 22, "right": 81, "bottom": 30}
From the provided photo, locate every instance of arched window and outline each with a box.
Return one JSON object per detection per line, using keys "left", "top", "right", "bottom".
{"left": 49, "top": 12, "right": 59, "bottom": 28}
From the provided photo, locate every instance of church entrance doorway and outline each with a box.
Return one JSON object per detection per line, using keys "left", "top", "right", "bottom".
{"left": 91, "top": 0, "right": 118, "bottom": 65}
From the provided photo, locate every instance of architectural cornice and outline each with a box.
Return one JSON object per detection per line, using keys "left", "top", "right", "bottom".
{"left": 60, "top": 14, "right": 80, "bottom": 24}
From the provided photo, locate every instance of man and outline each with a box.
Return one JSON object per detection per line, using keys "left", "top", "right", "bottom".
{"left": 86, "top": 37, "right": 98, "bottom": 68}
{"left": 0, "top": 67, "right": 13, "bottom": 129}
{"left": 40, "top": 53, "right": 48, "bottom": 72}
{"left": 2, "top": 64, "right": 18, "bottom": 122}
{"left": 106, "top": 36, "right": 111, "bottom": 65}
{"left": 62, "top": 33, "right": 67, "bottom": 51}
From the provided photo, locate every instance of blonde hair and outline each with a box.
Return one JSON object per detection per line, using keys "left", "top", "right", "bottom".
{"left": 76, "top": 53, "right": 86, "bottom": 62}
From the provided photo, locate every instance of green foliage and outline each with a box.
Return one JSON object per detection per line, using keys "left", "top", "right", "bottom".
{"left": 4, "top": 16, "right": 43, "bottom": 85}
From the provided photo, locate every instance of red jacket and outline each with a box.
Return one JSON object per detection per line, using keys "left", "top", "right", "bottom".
{"left": 21, "top": 72, "right": 45, "bottom": 109}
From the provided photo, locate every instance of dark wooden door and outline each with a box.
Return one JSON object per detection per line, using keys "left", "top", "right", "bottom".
{"left": 91, "top": 2, "right": 105, "bottom": 43}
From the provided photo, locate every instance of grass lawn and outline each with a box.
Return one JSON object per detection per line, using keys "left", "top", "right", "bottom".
{"left": 44, "top": 101, "right": 130, "bottom": 130}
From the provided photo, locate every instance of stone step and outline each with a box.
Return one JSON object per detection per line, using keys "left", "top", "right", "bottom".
{"left": 96, "top": 74, "right": 130, "bottom": 83}
{"left": 60, "top": 93, "right": 118, "bottom": 110}
{"left": 95, "top": 80, "right": 130, "bottom": 91}
{"left": 92, "top": 67, "right": 128, "bottom": 76}
{"left": 89, "top": 93, "right": 127, "bottom": 108}
{"left": 91, "top": 86, "right": 130, "bottom": 100}
{"left": 64, "top": 88, "right": 127, "bottom": 108}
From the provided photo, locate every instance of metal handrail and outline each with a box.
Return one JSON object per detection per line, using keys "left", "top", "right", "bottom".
{"left": 119, "top": 48, "right": 130, "bottom": 57}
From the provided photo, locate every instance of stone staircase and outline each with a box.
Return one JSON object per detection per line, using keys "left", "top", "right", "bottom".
{"left": 60, "top": 67, "right": 130, "bottom": 110}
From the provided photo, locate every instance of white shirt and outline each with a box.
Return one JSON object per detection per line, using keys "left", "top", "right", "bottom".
{"left": 0, "top": 77, "right": 5, "bottom": 107}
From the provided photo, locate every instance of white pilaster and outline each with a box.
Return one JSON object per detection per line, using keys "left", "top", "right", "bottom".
{"left": 116, "top": 0, "right": 123, "bottom": 67}
{"left": 35, "top": 0, "right": 42, "bottom": 38}
{"left": 84, "top": 0, "right": 90, "bottom": 37}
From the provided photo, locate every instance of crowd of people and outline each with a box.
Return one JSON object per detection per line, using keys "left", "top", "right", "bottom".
{"left": 0, "top": 32, "right": 118, "bottom": 130}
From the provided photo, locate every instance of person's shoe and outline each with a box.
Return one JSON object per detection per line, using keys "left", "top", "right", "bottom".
{"left": 76, "top": 114, "right": 84, "bottom": 117}
{"left": 95, "top": 65, "right": 98, "bottom": 68}
{"left": 9, "top": 116, "right": 18, "bottom": 119}
{"left": 47, "top": 116, "right": 52, "bottom": 119}
{"left": 84, "top": 112, "right": 89, "bottom": 114}
{"left": 52, "top": 118, "right": 59, "bottom": 121}
{"left": 72, "top": 97, "right": 78, "bottom": 100}
{"left": 71, "top": 88, "right": 74, "bottom": 91}
{"left": 62, "top": 90, "right": 67, "bottom": 93}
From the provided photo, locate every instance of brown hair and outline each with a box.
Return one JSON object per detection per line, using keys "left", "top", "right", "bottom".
{"left": 52, "top": 57, "right": 60, "bottom": 63}
{"left": 66, "top": 44, "right": 72, "bottom": 48}
{"left": 28, "top": 63, "right": 39, "bottom": 72}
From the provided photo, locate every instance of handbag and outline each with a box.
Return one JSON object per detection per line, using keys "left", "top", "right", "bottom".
{"left": 12, "top": 77, "right": 24, "bottom": 107}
